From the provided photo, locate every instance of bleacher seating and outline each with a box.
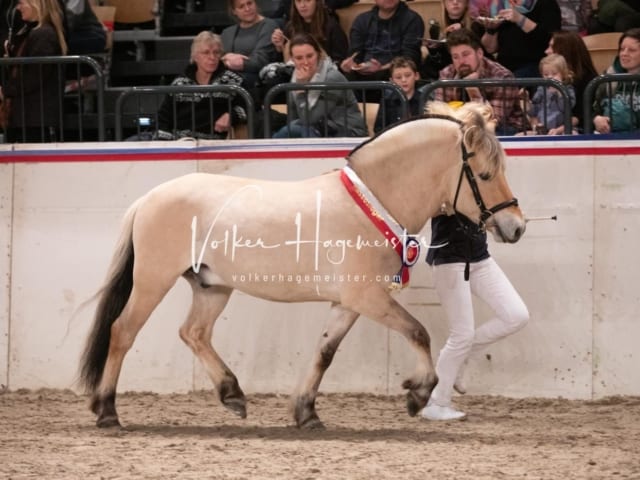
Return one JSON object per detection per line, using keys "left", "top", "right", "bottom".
{"left": 582, "top": 32, "right": 621, "bottom": 74}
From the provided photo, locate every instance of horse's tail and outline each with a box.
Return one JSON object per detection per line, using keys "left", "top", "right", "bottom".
{"left": 79, "top": 197, "right": 141, "bottom": 394}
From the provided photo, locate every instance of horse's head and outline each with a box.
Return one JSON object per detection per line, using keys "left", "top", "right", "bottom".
{"left": 427, "top": 101, "right": 526, "bottom": 243}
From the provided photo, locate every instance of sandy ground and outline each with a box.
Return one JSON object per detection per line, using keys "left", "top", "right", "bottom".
{"left": 1, "top": 389, "right": 639, "bottom": 480}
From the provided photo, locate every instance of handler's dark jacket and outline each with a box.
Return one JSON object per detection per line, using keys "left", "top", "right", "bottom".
{"left": 426, "top": 214, "right": 489, "bottom": 265}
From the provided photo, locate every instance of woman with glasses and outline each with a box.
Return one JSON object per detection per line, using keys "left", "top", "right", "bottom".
{"left": 155, "top": 31, "right": 246, "bottom": 140}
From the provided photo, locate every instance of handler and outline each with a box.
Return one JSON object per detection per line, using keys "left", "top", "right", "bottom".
{"left": 421, "top": 213, "right": 530, "bottom": 421}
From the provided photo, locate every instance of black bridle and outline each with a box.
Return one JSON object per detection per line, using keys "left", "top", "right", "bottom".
{"left": 453, "top": 142, "right": 519, "bottom": 233}
{"left": 452, "top": 142, "right": 519, "bottom": 281}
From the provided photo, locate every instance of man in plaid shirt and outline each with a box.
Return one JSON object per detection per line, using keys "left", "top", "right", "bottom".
{"left": 434, "top": 28, "right": 525, "bottom": 135}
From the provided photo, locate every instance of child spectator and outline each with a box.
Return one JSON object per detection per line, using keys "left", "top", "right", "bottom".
{"left": 374, "top": 56, "right": 422, "bottom": 133}
{"left": 527, "top": 53, "right": 576, "bottom": 134}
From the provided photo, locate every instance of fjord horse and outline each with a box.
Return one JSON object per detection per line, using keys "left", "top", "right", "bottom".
{"left": 80, "top": 101, "right": 525, "bottom": 429}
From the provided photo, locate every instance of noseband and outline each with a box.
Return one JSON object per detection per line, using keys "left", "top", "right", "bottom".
{"left": 453, "top": 142, "right": 518, "bottom": 233}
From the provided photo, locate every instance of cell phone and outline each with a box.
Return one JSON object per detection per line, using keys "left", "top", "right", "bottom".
{"left": 136, "top": 117, "right": 152, "bottom": 127}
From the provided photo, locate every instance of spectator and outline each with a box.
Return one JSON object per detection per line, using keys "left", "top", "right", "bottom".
{"left": 221, "top": 0, "right": 281, "bottom": 91}
{"left": 475, "top": 0, "right": 561, "bottom": 78}
{"left": 526, "top": 53, "right": 576, "bottom": 134}
{"left": 272, "top": 32, "right": 367, "bottom": 137}
{"left": 434, "top": 28, "right": 525, "bottom": 135}
{"left": 556, "top": 0, "right": 592, "bottom": 33}
{"left": 588, "top": 0, "right": 640, "bottom": 34}
{"left": 545, "top": 30, "right": 598, "bottom": 129}
{"left": 421, "top": 0, "right": 482, "bottom": 81}
{"left": 0, "top": 0, "right": 67, "bottom": 143}
{"left": 65, "top": 0, "right": 105, "bottom": 55}
{"left": 272, "top": 0, "right": 348, "bottom": 64}
{"left": 593, "top": 28, "right": 640, "bottom": 133}
{"left": 374, "top": 56, "right": 422, "bottom": 133}
{"left": 155, "top": 31, "right": 246, "bottom": 140}
{"left": 340, "top": 0, "right": 424, "bottom": 101}
{"left": 270, "top": 0, "right": 356, "bottom": 28}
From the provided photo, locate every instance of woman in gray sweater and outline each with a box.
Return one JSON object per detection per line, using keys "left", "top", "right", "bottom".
{"left": 273, "top": 32, "right": 367, "bottom": 138}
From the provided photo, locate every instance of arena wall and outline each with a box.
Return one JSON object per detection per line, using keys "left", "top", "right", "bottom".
{"left": 0, "top": 137, "right": 638, "bottom": 399}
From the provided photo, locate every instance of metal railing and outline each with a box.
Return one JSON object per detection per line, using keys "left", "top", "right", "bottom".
{"left": 113, "top": 84, "right": 255, "bottom": 141}
{"left": 582, "top": 73, "right": 640, "bottom": 134}
{"left": 420, "top": 78, "right": 574, "bottom": 135}
{"left": 263, "top": 81, "right": 408, "bottom": 138}
{"left": 0, "top": 55, "right": 105, "bottom": 142}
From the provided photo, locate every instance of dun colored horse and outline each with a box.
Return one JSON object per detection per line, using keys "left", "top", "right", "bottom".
{"left": 80, "top": 102, "right": 525, "bottom": 428}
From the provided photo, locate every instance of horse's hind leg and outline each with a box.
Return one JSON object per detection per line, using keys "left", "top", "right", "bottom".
{"left": 292, "top": 303, "right": 359, "bottom": 429}
{"left": 93, "top": 284, "right": 170, "bottom": 427}
{"left": 178, "top": 283, "right": 246, "bottom": 418}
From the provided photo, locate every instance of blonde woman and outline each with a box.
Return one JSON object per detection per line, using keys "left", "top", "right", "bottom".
{"left": 156, "top": 31, "right": 246, "bottom": 140}
{"left": 1, "top": 0, "right": 67, "bottom": 143}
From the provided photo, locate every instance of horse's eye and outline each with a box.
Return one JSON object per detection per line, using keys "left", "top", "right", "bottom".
{"left": 479, "top": 172, "right": 492, "bottom": 181}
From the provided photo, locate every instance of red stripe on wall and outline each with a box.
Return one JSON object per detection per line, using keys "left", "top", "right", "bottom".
{"left": 1, "top": 144, "right": 639, "bottom": 163}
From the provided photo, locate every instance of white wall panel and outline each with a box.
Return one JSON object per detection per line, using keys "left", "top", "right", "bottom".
{"left": 0, "top": 164, "right": 12, "bottom": 389}
{"left": 593, "top": 154, "right": 640, "bottom": 396}
{"left": 9, "top": 161, "right": 197, "bottom": 391}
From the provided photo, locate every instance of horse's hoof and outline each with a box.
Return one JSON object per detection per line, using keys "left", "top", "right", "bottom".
{"left": 406, "top": 389, "right": 427, "bottom": 417}
{"left": 298, "top": 415, "right": 325, "bottom": 430}
{"left": 222, "top": 397, "right": 247, "bottom": 419}
{"left": 96, "top": 415, "right": 121, "bottom": 428}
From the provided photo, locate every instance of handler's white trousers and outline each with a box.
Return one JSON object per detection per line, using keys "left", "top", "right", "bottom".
{"left": 429, "top": 258, "right": 530, "bottom": 407}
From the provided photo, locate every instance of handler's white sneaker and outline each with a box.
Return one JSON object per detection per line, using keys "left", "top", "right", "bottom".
{"left": 420, "top": 402, "right": 466, "bottom": 421}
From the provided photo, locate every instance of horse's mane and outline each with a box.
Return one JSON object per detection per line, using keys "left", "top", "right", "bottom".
{"left": 347, "top": 101, "right": 504, "bottom": 177}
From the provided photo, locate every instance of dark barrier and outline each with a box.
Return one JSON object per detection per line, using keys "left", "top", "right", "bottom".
{"left": 262, "top": 81, "right": 408, "bottom": 138}
{"left": 582, "top": 73, "right": 640, "bottom": 134}
{"left": 420, "top": 78, "right": 573, "bottom": 135}
{"left": 0, "top": 55, "right": 105, "bottom": 142}
{"left": 113, "top": 85, "right": 255, "bottom": 141}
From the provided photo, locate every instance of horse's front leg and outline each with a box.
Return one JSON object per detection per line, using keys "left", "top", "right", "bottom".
{"left": 348, "top": 286, "right": 438, "bottom": 417}
{"left": 292, "top": 303, "right": 359, "bottom": 429}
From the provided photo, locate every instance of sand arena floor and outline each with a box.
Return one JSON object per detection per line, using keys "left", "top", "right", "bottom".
{"left": 1, "top": 389, "right": 639, "bottom": 479}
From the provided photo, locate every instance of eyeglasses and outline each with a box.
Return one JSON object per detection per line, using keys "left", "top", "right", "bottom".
{"left": 197, "top": 50, "right": 222, "bottom": 57}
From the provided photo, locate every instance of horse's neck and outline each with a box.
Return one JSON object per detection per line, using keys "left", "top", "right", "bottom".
{"left": 350, "top": 131, "right": 455, "bottom": 233}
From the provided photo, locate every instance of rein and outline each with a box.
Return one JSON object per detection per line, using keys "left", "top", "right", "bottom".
{"left": 452, "top": 142, "right": 518, "bottom": 280}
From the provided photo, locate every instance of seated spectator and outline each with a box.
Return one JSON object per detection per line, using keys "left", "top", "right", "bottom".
{"left": 272, "top": 0, "right": 348, "bottom": 65}
{"left": 221, "top": 0, "right": 281, "bottom": 91}
{"left": 525, "top": 53, "right": 576, "bottom": 134}
{"left": 273, "top": 32, "right": 367, "bottom": 137}
{"left": 588, "top": 0, "right": 640, "bottom": 34}
{"left": 374, "top": 56, "right": 422, "bottom": 133}
{"left": 0, "top": 0, "right": 67, "bottom": 143}
{"left": 434, "top": 28, "right": 525, "bottom": 135}
{"left": 545, "top": 30, "right": 598, "bottom": 130}
{"left": 65, "top": 0, "right": 106, "bottom": 56}
{"left": 421, "top": 0, "right": 482, "bottom": 81}
{"left": 556, "top": 0, "right": 592, "bottom": 33}
{"left": 339, "top": 0, "right": 424, "bottom": 102}
{"left": 593, "top": 28, "right": 640, "bottom": 133}
{"left": 155, "top": 32, "right": 246, "bottom": 140}
{"left": 270, "top": 0, "right": 356, "bottom": 29}
{"left": 475, "top": 0, "right": 561, "bottom": 78}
